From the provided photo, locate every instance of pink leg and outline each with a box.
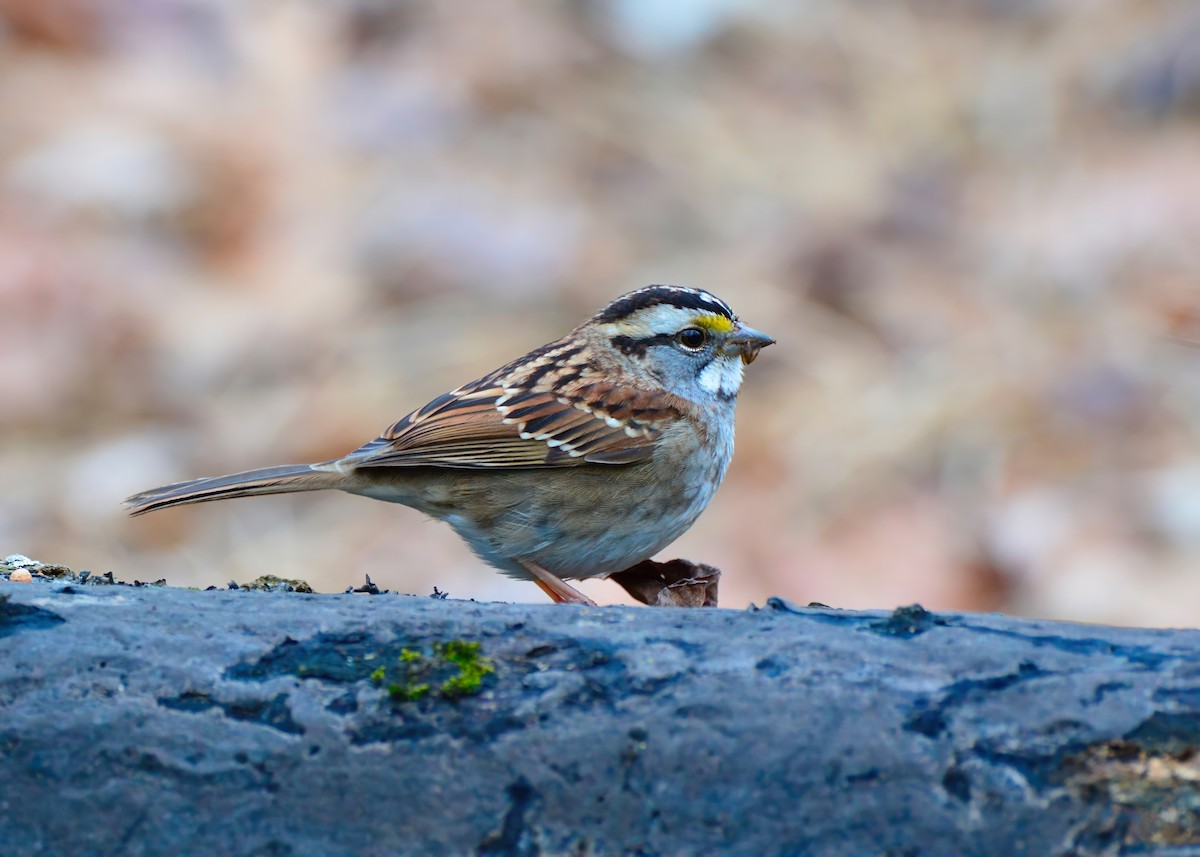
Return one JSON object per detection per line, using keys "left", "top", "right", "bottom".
{"left": 522, "top": 562, "right": 597, "bottom": 606}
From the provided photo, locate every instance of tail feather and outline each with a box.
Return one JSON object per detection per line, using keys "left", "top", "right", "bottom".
{"left": 124, "top": 463, "right": 342, "bottom": 516}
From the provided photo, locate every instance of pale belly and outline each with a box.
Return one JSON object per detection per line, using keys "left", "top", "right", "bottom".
{"left": 345, "top": 436, "right": 732, "bottom": 581}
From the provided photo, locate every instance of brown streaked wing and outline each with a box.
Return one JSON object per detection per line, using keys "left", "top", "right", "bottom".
{"left": 338, "top": 373, "right": 670, "bottom": 470}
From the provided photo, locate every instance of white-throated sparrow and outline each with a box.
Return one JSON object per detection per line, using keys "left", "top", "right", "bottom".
{"left": 126, "top": 285, "right": 774, "bottom": 605}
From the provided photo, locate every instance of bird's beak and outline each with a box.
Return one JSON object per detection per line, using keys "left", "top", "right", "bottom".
{"left": 723, "top": 321, "right": 775, "bottom": 364}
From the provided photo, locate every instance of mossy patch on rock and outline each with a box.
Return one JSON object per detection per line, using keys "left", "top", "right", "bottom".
{"left": 370, "top": 640, "right": 495, "bottom": 703}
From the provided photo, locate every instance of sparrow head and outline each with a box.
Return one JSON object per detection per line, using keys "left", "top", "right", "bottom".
{"left": 586, "top": 285, "right": 774, "bottom": 403}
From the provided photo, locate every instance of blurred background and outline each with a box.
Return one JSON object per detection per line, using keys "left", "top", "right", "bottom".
{"left": 2, "top": 1, "right": 1199, "bottom": 625}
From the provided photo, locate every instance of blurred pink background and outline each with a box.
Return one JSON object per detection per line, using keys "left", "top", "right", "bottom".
{"left": 3, "top": 1, "right": 1200, "bottom": 624}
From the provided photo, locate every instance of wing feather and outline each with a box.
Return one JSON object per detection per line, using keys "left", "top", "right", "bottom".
{"left": 336, "top": 339, "right": 683, "bottom": 471}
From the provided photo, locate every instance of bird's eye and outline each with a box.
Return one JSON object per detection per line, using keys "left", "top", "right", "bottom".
{"left": 676, "top": 327, "right": 707, "bottom": 350}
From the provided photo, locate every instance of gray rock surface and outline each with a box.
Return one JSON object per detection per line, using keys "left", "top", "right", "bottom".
{"left": 1, "top": 579, "right": 1199, "bottom": 856}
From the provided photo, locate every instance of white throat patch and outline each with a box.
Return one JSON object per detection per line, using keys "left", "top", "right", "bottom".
{"left": 698, "top": 357, "right": 744, "bottom": 397}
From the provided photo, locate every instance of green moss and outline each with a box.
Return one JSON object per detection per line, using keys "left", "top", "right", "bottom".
{"left": 388, "top": 682, "right": 430, "bottom": 702}
{"left": 368, "top": 639, "right": 495, "bottom": 704}
{"left": 435, "top": 640, "right": 495, "bottom": 698}
{"left": 437, "top": 640, "right": 482, "bottom": 663}
{"left": 440, "top": 670, "right": 489, "bottom": 698}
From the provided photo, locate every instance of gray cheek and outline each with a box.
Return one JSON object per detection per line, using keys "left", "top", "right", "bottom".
{"left": 644, "top": 349, "right": 686, "bottom": 389}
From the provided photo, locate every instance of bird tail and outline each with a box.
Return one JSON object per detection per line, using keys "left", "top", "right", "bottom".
{"left": 124, "top": 463, "right": 344, "bottom": 516}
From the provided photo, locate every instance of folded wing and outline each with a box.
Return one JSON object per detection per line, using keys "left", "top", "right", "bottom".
{"left": 340, "top": 353, "right": 682, "bottom": 470}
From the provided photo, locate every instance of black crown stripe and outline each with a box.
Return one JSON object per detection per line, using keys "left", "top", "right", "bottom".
{"left": 594, "top": 286, "right": 733, "bottom": 324}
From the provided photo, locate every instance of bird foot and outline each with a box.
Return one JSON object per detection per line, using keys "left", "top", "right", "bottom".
{"left": 522, "top": 562, "right": 598, "bottom": 606}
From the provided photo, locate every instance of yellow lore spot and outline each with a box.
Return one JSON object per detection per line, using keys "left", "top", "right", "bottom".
{"left": 692, "top": 313, "right": 734, "bottom": 333}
